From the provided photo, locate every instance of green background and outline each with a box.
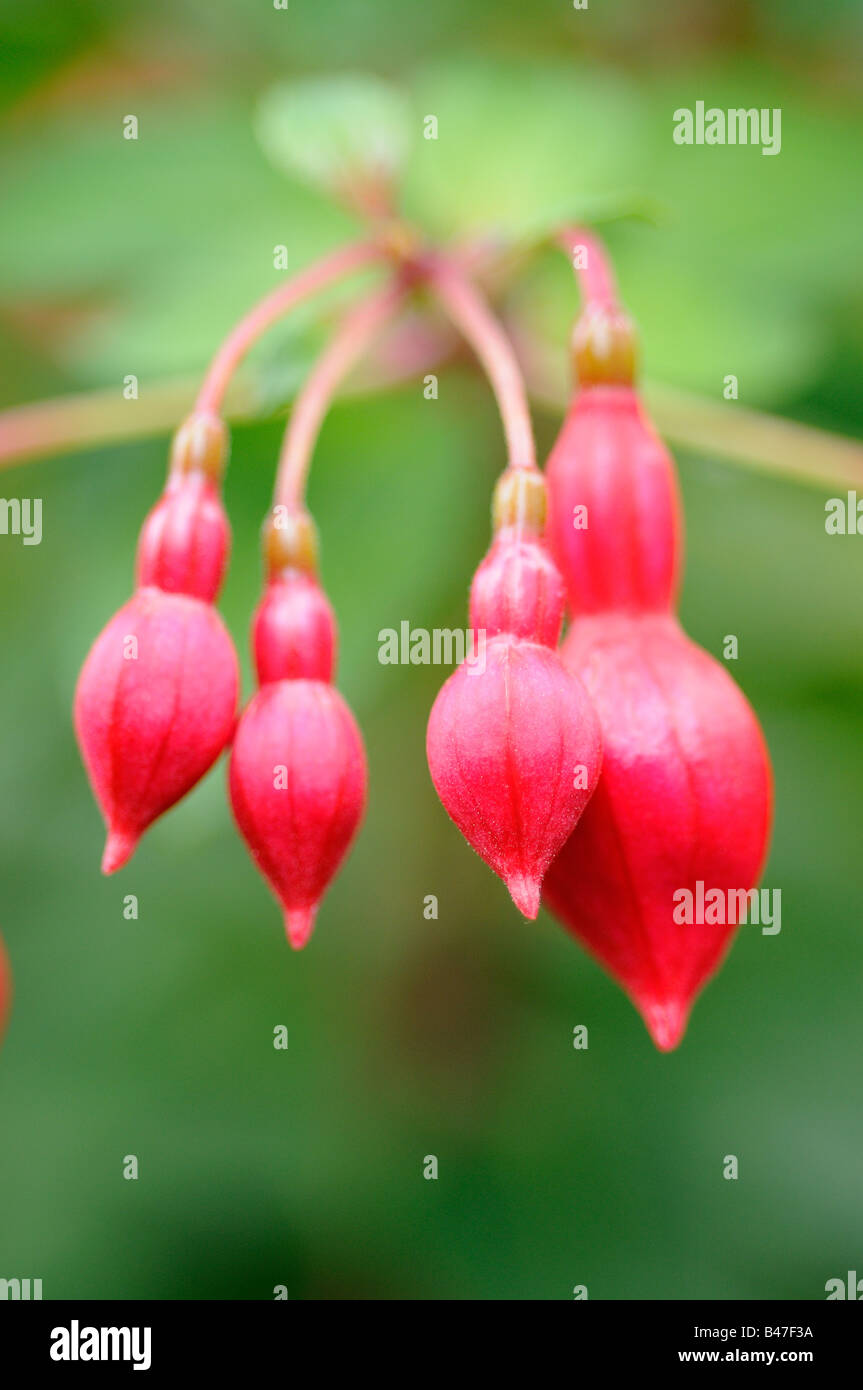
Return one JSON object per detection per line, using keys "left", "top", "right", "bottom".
{"left": 0, "top": 0, "right": 861, "bottom": 1300}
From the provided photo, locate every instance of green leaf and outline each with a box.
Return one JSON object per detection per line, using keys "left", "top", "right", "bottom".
{"left": 402, "top": 58, "right": 650, "bottom": 239}
{"left": 255, "top": 74, "right": 413, "bottom": 209}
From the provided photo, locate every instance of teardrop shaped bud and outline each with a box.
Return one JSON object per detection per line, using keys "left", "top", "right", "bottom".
{"left": 427, "top": 636, "right": 602, "bottom": 918}
{"left": 543, "top": 614, "right": 772, "bottom": 1050}
{"left": 545, "top": 246, "right": 772, "bottom": 1046}
{"left": 229, "top": 681, "right": 367, "bottom": 947}
{"left": 74, "top": 589, "right": 239, "bottom": 872}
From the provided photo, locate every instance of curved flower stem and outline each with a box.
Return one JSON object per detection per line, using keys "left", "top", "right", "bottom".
{"left": 1, "top": 340, "right": 861, "bottom": 491}
{"left": 557, "top": 225, "right": 619, "bottom": 305}
{"left": 425, "top": 255, "right": 537, "bottom": 471}
{"left": 273, "top": 276, "right": 410, "bottom": 511}
{"left": 194, "top": 239, "right": 383, "bottom": 416}
{"left": 2, "top": 220, "right": 861, "bottom": 494}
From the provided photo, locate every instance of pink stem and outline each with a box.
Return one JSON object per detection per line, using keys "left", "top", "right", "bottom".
{"left": 557, "top": 225, "right": 619, "bottom": 305}
{"left": 274, "top": 279, "right": 409, "bottom": 511}
{"left": 194, "top": 240, "right": 382, "bottom": 417}
{"left": 425, "top": 256, "right": 537, "bottom": 472}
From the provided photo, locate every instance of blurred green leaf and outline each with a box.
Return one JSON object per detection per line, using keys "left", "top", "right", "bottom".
{"left": 402, "top": 58, "right": 650, "bottom": 239}
{"left": 256, "top": 74, "right": 412, "bottom": 210}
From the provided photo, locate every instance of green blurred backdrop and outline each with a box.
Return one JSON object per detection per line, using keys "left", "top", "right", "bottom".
{"left": 0, "top": 0, "right": 861, "bottom": 1300}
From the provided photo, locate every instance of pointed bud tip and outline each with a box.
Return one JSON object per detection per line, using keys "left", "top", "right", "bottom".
{"left": 283, "top": 905, "right": 316, "bottom": 951}
{"left": 506, "top": 872, "right": 542, "bottom": 920}
{"left": 101, "top": 829, "right": 139, "bottom": 875}
{"left": 641, "top": 999, "right": 689, "bottom": 1052}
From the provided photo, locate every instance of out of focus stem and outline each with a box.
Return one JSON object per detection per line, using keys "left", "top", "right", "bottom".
{"left": 2, "top": 222, "right": 862, "bottom": 492}
{"left": 558, "top": 225, "right": 620, "bottom": 305}
{"left": 273, "top": 278, "right": 410, "bottom": 511}
{"left": 426, "top": 256, "right": 537, "bottom": 471}
{"left": 194, "top": 239, "right": 384, "bottom": 416}
{"left": 557, "top": 225, "right": 636, "bottom": 386}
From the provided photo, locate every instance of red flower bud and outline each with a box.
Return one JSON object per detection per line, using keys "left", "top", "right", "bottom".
{"left": 543, "top": 294, "right": 772, "bottom": 1047}
{"left": 253, "top": 573, "right": 335, "bottom": 684}
{"left": 75, "top": 589, "right": 239, "bottom": 873}
{"left": 428, "top": 635, "right": 602, "bottom": 918}
{"left": 427, "top": 470, "right": 602, "bottom": 919}
{"left": 136, "top": 472, "right": 230, "bottom": 603}
{"left": 544, "top": 615, "right": 771, "bottom": 1049}
{"left": 229, "top": 679, "right": 367, "bottom": 948}
{"left": 76, "top": 413, "right": 238, "bottom": 871}
{"left": 135, "top": 413, "right": 231, "bottom": 603}
{"left": 546, "top": 383, "right": 681, "bottom": 615}
{"left": 469, "top": 526, "right": 565, "bottom": 646}
{"left": 229, "top": 514, "right": 367, "bottom": 947}
{"left": 0, "top": 933, "right": 11, "bottom": 1045}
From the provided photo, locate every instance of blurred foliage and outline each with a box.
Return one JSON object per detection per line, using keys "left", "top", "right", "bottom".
{"left": 256, "top": 73, "right": 412, "bottom": 206}
{"left": 0, "top": 0, "right": 862, "bottom": 1301}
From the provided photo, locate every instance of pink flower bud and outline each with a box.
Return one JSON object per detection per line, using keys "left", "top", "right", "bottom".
{"left": 469, "top": 528, "right": 564, "bottom": 646}
{"left": 230, "top": 517, "right": 366, "bottom": 947}
{"left": 74, "top": 588, "right": 239, "bottom": 873}
{"left": 253, "top": 573, "right": 335, "bottom": 684}
{"left": 545, "top": 383, "right": 681, "bottom": 615}
{"left": 136, "top": 473, "right": 230, "bottom": 603}
{"left": 544, "top": 618, "right": 772, "bottom": 1051}
{"left": 76, "top": 414, "right": 238, "bottom": 870}
{"left": 427, "top": 633, "right": 602, "bottom": 919}
{"left": 229, "top": 679, "right": 367, "bottom": 948}
{"left": 542, "top": 283, "right": 772, "bottom": 1048}
{"left": 428, "top": 469, "right": 602, "bottom": 917}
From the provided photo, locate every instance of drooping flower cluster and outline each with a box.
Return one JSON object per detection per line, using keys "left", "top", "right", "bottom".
{"left": 69, "top": 225, "right": 773, "bottom": 1051}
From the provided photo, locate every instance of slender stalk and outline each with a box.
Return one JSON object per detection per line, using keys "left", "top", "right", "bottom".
{"left": 2, "top": 235, "right": 861, "bottom": 496}
{"left": 0, "top": 377, "right": 207, "bottom": 470}
{"left": 194, "top": 239, "right": 382, "bottom": 416}
{"left": 0, "top": 341, "right": 860, "bottom": 492}
{"left": 425, "top": 256, "right": 537, "bottom": 471}
{"left": 558, "top": 225, "right": 619, "bottom": 304}
{"left": 274, "top": 278, "right": 410, "bottom": 511}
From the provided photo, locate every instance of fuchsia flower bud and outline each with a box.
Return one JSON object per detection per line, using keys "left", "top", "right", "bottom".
{"left": 75, "top": 413, "right": 239, "bottom": 872}
{"left": 543, "top": 296, "right": 772, "bottom": 1049}
{"left": 136, "top": 414, "right": 231, "bottom": 602}
{"left": 136, "top": 481, "right": 229, "bottom": 603}
{"left": 469, "top": 524, "right": 565, "bottom": 647}
{"left": 545, "top": 614, "right": 771, "bottom": 1049}
{"left": 427, "top": 470, "right": 602, "bottom": 918}
{"left": 76, "top": 591, "right": 239, "bottom": 873}
{"left": 229, "top": 513, "right": 367, "bottom": 948}
{"left": 546, "top": 342, "right": 681, "bottom": 614}
{"left": 253, "top": 570, "right": 335, "bottom": 684}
